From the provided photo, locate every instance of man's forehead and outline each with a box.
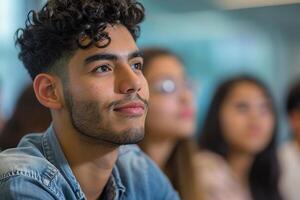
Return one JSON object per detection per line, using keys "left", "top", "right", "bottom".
{"left": 79, "top": 25, "right": 138, "bottom": 57}
{"left": 104, "top": 25, "right": 138, "bottom": 49}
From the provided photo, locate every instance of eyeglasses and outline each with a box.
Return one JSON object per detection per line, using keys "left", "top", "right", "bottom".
{"left": 151, "top": 79, "right": 194, "bottom": 94}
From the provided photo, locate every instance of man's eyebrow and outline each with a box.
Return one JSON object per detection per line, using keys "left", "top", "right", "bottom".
{"left": 84, "top": 50, "right": 143, "bottom": 65}
{"left": 128, "top": 50, "right": 143, "bottom": 60}
{"left": 84, "top": 53, "right": 118, "bottom": 65}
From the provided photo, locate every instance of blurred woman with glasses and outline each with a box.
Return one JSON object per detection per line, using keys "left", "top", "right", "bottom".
{"left": 139, "top": 47, "right": 200, "bottom": 200}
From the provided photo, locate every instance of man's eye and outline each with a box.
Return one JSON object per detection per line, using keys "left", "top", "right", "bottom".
{"left": 93, "top": 65, "right": 112, "bottom": 73}
{"left": 131, "top": 62, "right": 143, "bottom": 71}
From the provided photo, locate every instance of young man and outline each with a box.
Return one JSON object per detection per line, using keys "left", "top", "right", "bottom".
{"left": 279, "top": 80, "right": 300, "bottom": 200}
{"left": 0, "top": 0, "right": 179, "bottom": 199}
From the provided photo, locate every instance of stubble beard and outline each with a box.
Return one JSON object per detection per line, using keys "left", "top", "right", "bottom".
{"left": 63, "top": 87, "right": 145, "bottom": 146}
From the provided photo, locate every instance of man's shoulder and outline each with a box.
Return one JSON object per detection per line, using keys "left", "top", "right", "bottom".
{"left": 0, "top": 147, "right": 66, "bottom": 199}
{"left": 0, "top": 133, "right": 59, "bottom": 187}
{"left": 0, "top": 146, "right": 59, "bottom": 184}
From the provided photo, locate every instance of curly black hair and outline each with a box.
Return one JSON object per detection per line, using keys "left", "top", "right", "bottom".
{"left": 15, "top": 0, "right": 145, "bottom": 80}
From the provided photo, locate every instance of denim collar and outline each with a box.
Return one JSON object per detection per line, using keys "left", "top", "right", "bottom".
{"left": 41, "top": 124, "right": 126, "bottom": 200}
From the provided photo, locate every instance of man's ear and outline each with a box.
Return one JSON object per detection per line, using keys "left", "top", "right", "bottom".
{"left": 33, "top": 73, "right": 63, "bottom": 110}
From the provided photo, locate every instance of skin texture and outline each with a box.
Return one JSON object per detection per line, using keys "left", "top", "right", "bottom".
{"left": 33, "top": 24, "right": 149, "bottom": 200}
{"left": 63, "top": 25, "right": 149, "bottom": 145}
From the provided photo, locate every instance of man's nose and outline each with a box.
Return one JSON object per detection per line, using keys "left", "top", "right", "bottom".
{"left": 115, "top": 63, "right": 142, "bottom": 94}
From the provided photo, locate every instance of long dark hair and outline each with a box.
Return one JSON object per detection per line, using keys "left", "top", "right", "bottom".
{"left": 139, "top": 47, "right": 199, "bottom": 200}
{"left": 198, "top": 75, "right": 281, "bottom": 200}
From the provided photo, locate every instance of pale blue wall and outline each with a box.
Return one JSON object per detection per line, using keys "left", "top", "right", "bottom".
{"left": 0, "top": 0, "right": 46, "bottom": 118}
{"left": 138, "top": 0, "right": 297, "bottom": 139}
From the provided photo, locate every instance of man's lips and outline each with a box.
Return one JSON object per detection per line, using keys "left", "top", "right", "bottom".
{"left": 113, "top": 101, "right": 146, "bottom": 116}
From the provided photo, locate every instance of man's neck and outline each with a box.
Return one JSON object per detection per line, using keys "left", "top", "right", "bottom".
{"left": 53, "top": 118, "right": 119, "bottom": 200}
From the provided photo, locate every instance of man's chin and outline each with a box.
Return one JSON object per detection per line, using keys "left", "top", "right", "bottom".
{"left": 110, "top": 127, "right": 145, "bottom": 145}
{"left": 77, "top": 126, "right": 145, "bottom": 146}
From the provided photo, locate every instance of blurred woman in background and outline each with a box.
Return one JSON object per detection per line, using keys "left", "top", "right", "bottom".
{"left": 197, "top": 75, "right": 281, "bottom": 200}
{"left": 139, "top": 48, "right": 200, "bottom": 200}
{"left": 0, "top": 85, "right": 51, "bottom": 150}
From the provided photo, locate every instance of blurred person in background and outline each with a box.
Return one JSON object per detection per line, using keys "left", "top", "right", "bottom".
{"left": 197, "top": 75, "right": 282, "bottom": 200}
{"left": 278, "top": 79, "right": 300, "bottom": 200}
{"left": 139, "top": 47, "right": 201, "bottom": 200}
{"left": 0, "top": 85, "right": 51, "bottom": 150}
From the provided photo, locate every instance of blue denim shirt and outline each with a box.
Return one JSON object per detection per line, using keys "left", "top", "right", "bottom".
{"left": 0, "top": 125, "right": 180, "bottom": 200}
